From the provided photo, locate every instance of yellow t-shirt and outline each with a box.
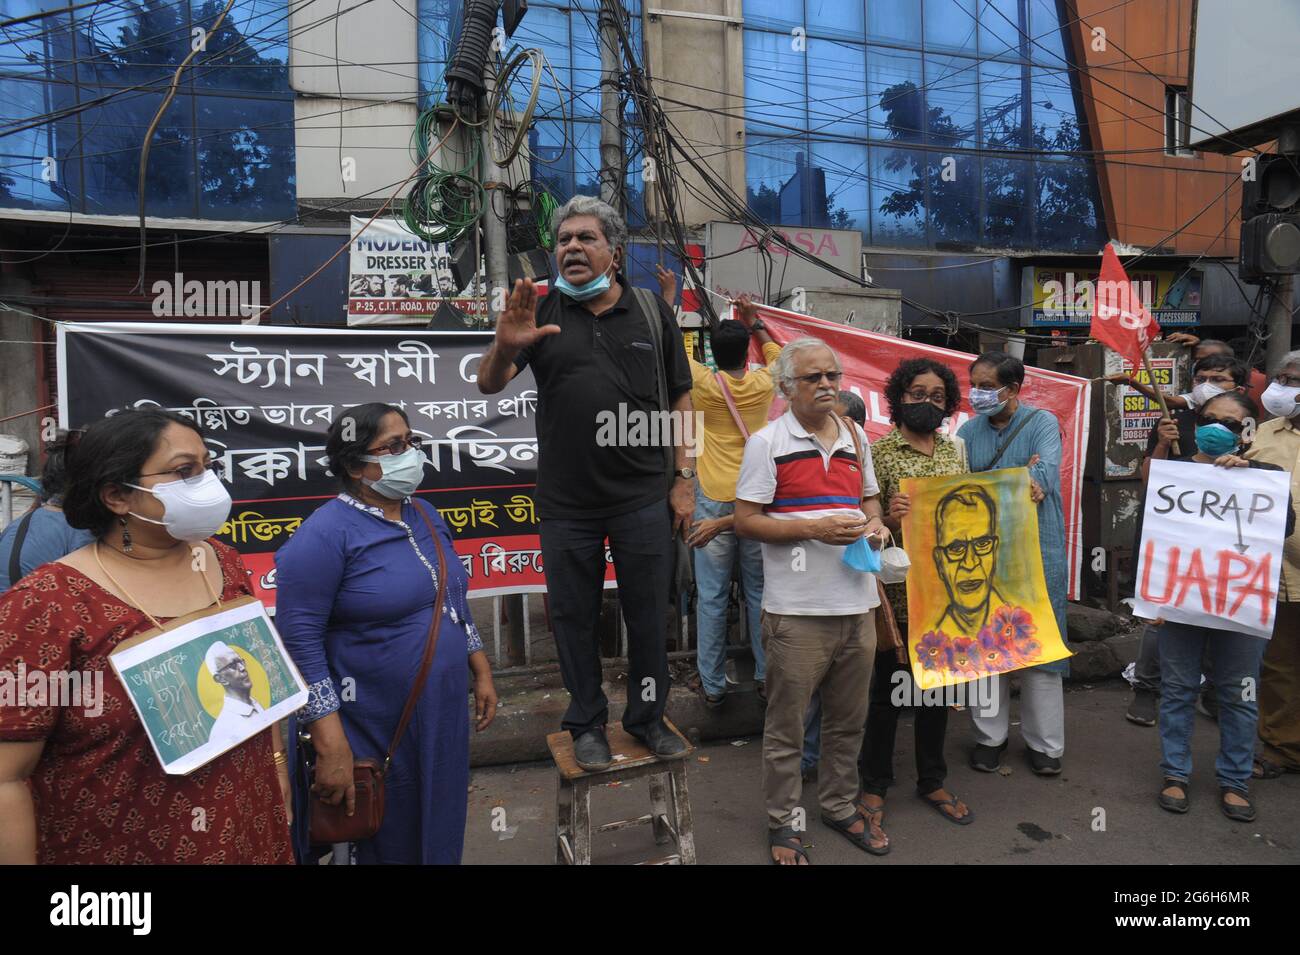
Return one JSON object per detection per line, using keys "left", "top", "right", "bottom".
{"left": 690, "top": 341, "right": 783, "bottom": 502}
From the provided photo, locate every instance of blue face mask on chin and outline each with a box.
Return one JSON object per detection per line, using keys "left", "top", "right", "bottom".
{"left": 554, "top": 264, "right": 614, "bottom": 301}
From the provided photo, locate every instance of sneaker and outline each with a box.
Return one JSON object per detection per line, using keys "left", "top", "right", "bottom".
{"left": 1027, "top": 747, "right": 1062, "bottom": 776}
{"left": 970, "top": 741, "right": 1007, "bottom": 773}
{"left": 1126, "top": 688, "right": 1157, "bottom": 726}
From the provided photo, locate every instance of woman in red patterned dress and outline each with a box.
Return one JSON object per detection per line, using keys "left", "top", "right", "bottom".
{"left": 0, "top": 410, "right": 293, "bottom": 864}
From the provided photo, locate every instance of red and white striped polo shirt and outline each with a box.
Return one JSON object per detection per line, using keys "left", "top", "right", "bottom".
{"left": 736, "top": 409, "right": 881, "bottom": 616}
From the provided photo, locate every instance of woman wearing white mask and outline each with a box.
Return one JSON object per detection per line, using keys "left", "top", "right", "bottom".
{"left": 0, "top": 409, "right": 292, "bottom": 864}
{"left": 275, "top": 402, "right": 497, "bottom": 864}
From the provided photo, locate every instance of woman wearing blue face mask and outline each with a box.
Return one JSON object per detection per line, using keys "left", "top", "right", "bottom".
{"left": 275, "top": 402, "right": 497, "bottom": 864}
{"left": 1139, "top": 391, "right": 1296, "bottom": 822}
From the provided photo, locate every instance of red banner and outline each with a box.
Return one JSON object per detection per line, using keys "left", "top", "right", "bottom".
{"left": 743, "top": 304, "right": 1091, "bottom": 599}
{"left": 1090, "top": 243, "right": 1160, "bottom": 368}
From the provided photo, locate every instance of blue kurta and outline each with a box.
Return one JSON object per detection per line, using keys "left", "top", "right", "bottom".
{"left": 958, "top": 403, "right": 1070, "bottom": 676}
{"left": 275, "top": 494, "right": 482, "bottom": 864}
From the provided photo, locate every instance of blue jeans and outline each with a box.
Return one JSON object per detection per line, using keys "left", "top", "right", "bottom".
{"left": 693, "top": 487, "right": 765, "bottom": 697}
{"left": 1156, "top": 621, "right": 1267, "bottom": 792}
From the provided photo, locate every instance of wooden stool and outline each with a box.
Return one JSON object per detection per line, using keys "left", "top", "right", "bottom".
{"left": 547, "top": 720, "right": 697, "bottom": 865}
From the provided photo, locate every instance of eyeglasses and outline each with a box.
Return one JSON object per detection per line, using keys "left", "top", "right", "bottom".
{"left": 1198, "top": 416, "right": 1245, "bottom": 435}
{"left": 138, "top": 460, "right": 225, "bottom": 484}
{"left": 903, "top": 389, "right": 948, "bottom": 406}
{"left": 1274, "top": 372, "right": 1300, "bottom": 387}
{"left": 1192, "top": 374, "right": 1236, "bottom": 386}
{"left": 939, "top": 535, "right": 997, "bottom": 561}
{"left": 794, "top": 371, "right": 844, "bottom": 386}
{"left": 366, "top": 434, "right": 424, "bottom": 456}
{"left": 218, "top": 658, "right": 248, "bottom": 676}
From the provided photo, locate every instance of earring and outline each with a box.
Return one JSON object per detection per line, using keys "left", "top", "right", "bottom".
{"left": 119, "top": 516, "right": 133, "bottom": 554}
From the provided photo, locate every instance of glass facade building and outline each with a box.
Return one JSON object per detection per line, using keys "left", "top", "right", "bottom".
{"left": 0, "top": 0, "right": 296, "bottom": 219}
{"left": 743, "top": 0, "right": 1103, "bottom": 251}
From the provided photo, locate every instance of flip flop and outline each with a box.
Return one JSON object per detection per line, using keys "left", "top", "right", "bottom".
{"left": 768, "top": 826, "right": 811, "bottom": 865}
{"left": 823, "top": 808, "right": 890, "bottom": 856}
{"left": 918, "top": 790, "right": 975, "bottom": 826}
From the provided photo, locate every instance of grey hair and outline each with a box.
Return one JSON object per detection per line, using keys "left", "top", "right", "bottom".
{"left": 774, "top": 337, "right": 839, "bottom": 392}
{"left": 551, "top": 195, "right": 628, "bottom": 251}
{"left": 1281, "top": 349, "right": 1300, "bottom": 371}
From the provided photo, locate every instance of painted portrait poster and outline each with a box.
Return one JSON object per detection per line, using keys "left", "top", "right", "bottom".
{"left": 899, "top": 468, "right": 1070, "bottom": 690}
{"left": 109, "top": 598, "right": 308, "bottom": 775}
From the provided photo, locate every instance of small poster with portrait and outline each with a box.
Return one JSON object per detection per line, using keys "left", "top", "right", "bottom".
{"left": 108, "top": 597, "right": 308, "bottom": 775}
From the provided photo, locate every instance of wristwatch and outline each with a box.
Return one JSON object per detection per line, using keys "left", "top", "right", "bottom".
{"left": 674, "top": 467, "right": 696, "bottom": 480}
{"left": 749, "top": 319, "right": 766, "bottom": 332}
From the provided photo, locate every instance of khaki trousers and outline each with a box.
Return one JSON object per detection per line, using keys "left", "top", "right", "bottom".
{"left": 761, "top": 610, "right": 876, "bottom": 830}
{"left": 1259, "top": 602, "right": 1300, "bottom": 769}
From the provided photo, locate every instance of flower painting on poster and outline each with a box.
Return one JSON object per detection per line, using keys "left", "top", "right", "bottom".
{"left": 900, "top": 468, "right": 1071, "bottom": 689}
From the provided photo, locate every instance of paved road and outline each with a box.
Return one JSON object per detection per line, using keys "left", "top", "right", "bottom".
{"left": 464, "top": 681, "right": 1300, "bottom": 865}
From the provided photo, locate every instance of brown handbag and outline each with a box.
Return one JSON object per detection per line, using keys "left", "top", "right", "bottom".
{"left": 839, "top": 416, "right": 907, "bottom": 665}
{"left": 306, "top": 502, "right": 449, "bottom": 845}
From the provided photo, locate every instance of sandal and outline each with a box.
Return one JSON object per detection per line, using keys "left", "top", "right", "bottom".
{"left": 1220, "top": 788, "right": 1256, "bottom": 822}
{"left": 1252, "top": 756, "right": 1283, "bottom": 779}
{"left": 1156, "top": 778, "right": 1189, "bottom": 814}
{"left": 768, "top": 825, "right": 811, "bottom": 865}
{"left": 918, "top": 789, "right": 975, "bottom": 826}
{"left": 823, "top": 807, "right": 890, "bottom": 856}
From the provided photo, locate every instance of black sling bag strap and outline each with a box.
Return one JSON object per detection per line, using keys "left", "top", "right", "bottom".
{"left": 986, "top": 409, "right": 1042, "bottom": 471}
{"left": 8, "top": 508, "right": 36, "bottom": 585}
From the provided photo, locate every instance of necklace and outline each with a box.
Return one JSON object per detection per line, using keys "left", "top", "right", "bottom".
{"left": 94, "top": 541, "right": 223, "bottom": 630}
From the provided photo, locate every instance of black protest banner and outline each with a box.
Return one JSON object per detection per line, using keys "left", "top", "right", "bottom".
{"left": 57, "top": 323, "right": 566, "bottom": 607}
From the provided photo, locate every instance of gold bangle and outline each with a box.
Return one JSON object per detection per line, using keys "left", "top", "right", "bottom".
{"left": 272, "top": 750, "right": 288, "bottom": 767}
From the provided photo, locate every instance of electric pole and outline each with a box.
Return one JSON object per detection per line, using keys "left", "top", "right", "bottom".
{"left": 598, "top": 2, "right": 624, "bottom": 213}
{"left": 480, "top": 56, "right": 527, "bottom": 666}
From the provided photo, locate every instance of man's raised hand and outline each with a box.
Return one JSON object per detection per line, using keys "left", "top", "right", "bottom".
{"left": 493, "top": 279, "right": 560, "bottom": 353}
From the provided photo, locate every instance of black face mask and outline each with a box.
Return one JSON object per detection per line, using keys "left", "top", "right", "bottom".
{"left": 896, "top": 401, "right": 947, "bottom": 433}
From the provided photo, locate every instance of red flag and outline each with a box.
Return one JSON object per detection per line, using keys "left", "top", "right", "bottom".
{"left": 1090, "top": 243, "right": 1160, "bottom": 367}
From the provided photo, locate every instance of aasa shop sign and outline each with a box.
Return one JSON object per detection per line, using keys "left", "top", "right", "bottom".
{"left": 706, "top": 220, "right": 862, "bottom": 304}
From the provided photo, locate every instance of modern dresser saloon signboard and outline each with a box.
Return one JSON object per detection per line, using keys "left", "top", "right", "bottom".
{"left": 108, "top": 597, "right": 308, "bottom": 774}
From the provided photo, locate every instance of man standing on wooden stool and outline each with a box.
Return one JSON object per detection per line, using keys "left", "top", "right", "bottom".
{"left": 477, "top": 196, "right": 693, "bottom": 771}
{"left": 735, "top": 338, "right": 886, "bottom": 865}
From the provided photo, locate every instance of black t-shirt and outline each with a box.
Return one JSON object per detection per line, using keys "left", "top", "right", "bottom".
{"left": 1144, "top": 408, "right": 1198, "bottom": 458}
{"left": 1135, "top": 454, "right": 1296, "bottom": 550}
{"left": 513, "top": 277, "right": 692, "bottom": 520}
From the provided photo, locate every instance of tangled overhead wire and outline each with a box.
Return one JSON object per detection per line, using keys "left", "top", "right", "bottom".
{"left": 401, "top": 109, "right": 485, "bottom": 245}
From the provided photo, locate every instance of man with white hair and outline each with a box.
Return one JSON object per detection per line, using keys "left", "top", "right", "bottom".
{"left": 735, "top": 337, "right": 886, "bottom": 864}
{"left": 206, "top": 641, "right": 264, "bottom": 745}
{"left": 1245, "top": 348, "right": 1300, "bottom": 777}
{"left": 476, "top": 195, "right": 694, "bottom": 770}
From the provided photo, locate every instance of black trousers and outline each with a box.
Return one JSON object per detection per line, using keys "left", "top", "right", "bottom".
{"left": 859, "top": 649, "right": 949, "bottom": 796}
{"left": 539, "top": 498, "right": 672, "bottom": 737}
